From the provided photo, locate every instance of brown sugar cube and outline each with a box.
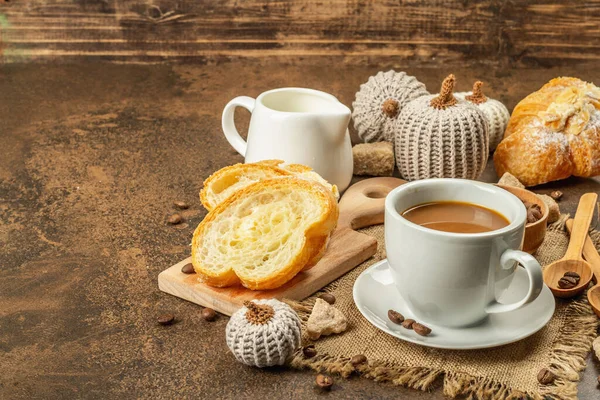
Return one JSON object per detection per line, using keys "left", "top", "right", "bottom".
{"left": 537, "top": 194, "right": 560, "bottom": 224}
{"left": 352, "top": 142, "right": 395, "bottom": 176}
{"left": 497, "top": 172, "right": 525, "bottom": 189}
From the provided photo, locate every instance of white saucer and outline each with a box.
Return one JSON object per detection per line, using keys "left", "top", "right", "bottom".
{"left": 353, "top": 259, "right": 555, "bottom": 350}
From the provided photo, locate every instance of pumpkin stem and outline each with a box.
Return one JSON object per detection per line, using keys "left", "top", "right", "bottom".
{"left": 430, "top": 74, "right": 458, "bottom": 110}
{"left": 244, "top": 301, "right": 275, "bottom": 325}
{"left": 465, "top": 81, "right": 487, "bottom": 105}
{"left": 382, "top": 98, "right": 400, "bottom": 118}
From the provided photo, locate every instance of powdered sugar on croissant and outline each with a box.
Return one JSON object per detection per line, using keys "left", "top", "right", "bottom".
{"left": 494, "top": 77, "right": 600, "bottom": 186}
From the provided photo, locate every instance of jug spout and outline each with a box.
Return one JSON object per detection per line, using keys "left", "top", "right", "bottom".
{"left": 320, "top": 101, "right": 351, "bottom": 141}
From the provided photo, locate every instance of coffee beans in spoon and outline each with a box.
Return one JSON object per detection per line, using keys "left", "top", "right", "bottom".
{"left": 558, "top": 271, "right": 580, "bottom": 289}
{"left": 564, "top": 271, "right": 580, "bottom": 280}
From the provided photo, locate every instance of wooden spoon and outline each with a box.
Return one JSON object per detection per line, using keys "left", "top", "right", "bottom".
{"left": 543, "top": 193, "right": 597, "bottom": 298}
{"left": 566, "top": 218, "right": 600, "bottom": 317}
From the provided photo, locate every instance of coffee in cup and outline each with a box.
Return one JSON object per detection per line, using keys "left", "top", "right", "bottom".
{"left": 384, "top": 179, "right": 544, "bottom": 328}
{"left": 401, "top": 201, "right": 510, "bottom": 234}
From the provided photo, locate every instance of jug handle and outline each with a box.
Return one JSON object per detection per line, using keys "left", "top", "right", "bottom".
{"left": 221, "top": 96, "right": 255, "bottom": 157}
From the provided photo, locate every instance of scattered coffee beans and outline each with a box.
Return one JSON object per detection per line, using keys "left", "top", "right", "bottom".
{"left": 167, "top": 214, "right": 184, "bottom": 225}
{"left": 303, "top": 345, "right": 317, "bottom": 358}
{"left": 181, "top": 263, "right": 195, "bottom": 274}
{"left": 201, "top": 307, "right": 216, "bottom": 322}
{"left": 315, "top": 374, "right": 333, "bottom": 390}
{"left": 157, "top": 313, "right": 175, "bottom": 326}
{"left": 387, "top": 309, "right": 404, "bottom": 324}
{"left": 412, "top": 322, "right": 432, "bottom": 336}
{"left": 550, "top": 191, "right": 563, "bottom": 201}
{"left": 537, "top": 368, "right": 556, "bottom": 385}
{"left": 401, "top": 319, "right": 415, "bottom": 329}
{"left": 318, "top": 293, "right": 336, "bottom": 305}
{"left": 350, "top": 354, "right": 367, "bottom": 367}
{"left": 173, "top": 200, "right": 189, "bottom": 209}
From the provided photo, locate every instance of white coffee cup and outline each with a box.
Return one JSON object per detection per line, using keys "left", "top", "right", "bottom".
{"left": 221, "top": 87, "right": 353, "bottom": 192}
{"left": 384, "top": 179, "right": 544, "bottom": 328}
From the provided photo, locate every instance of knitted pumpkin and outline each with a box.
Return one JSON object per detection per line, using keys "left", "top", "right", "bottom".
{"left": 456, "top": 81, "right": 510, "bottom": 151}
{"left": 352, "top": 70, "right": 429, "bottom": 143}
{"left": 226, "top": 299, "right": 302, "bottom": 367}
{"left": 395, "top": 74, "right": 489, "bottom": 180}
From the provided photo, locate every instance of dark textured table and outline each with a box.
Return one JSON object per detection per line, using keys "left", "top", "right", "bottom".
{"left": 1, "top": 61, "right": 600, "bottom": 399}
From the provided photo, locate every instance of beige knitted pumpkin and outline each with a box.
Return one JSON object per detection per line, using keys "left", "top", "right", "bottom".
{"left": 395, "top": 74, "right": 489, "bottom": 180}
{"left": 352, "top": 70, "right": 429, "bottom": 143}
{"left": 456, "top": 81, "right": 510, "bottom": 151}
{"left": 226, "top": 299, "right": 301, "bottom": 367}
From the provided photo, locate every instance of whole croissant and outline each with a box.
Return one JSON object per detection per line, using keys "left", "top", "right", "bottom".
{"left": 494, "top": 77, "right": 600, "bottom": 187}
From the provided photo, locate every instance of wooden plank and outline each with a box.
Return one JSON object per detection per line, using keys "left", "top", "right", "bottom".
{"left": 158, "top": 177, "right": 405, "bottom": 315}
{"left": 158, "top": 177, "right": 407, "bottom": 316}
{"left": 1, "top": 0, "right": 600, "bottom": 65}
{"left": 158, "top": 228, "right": 377, "bottom": 316}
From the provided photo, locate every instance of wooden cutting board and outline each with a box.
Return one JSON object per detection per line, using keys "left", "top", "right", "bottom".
{"left": 158, "top": 177, "right": 406, "bottom": 315}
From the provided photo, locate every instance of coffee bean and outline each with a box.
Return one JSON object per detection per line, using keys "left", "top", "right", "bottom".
{"left": 201, "top": 308, "right": 216, "bottom": 321}
{"left": 563, "top": 271, "right": 580, "bottom": 282}
{"left": 401, "top": 319, "right": 415, "bottom": 329}
{"left": 173, "top": 200, "right": 189, "bottom": 209}
{"left": 558, "top": 276, "right": 578, "bottom": 289}
{"left": 413, "top": 322, "right": 432, "bottom": 336}
{"left": 318, "top": 293, "right": 336, "bottom": 305}
{"left": 167, "top": 214, "right": 184, "bottom": 225}
{"left": 526, "top": 205, "right": 542, "bottom": 223}
{"left": 181, "top": 263, "right": 195, "bottom": 274}
{"left": 387, "top": 310, "right": 404, "bottom": 324}
{"left": 597, "top": 374, "right": 600, "bottom": 385}
{"left": 537, "top": 368, "right": 556, "bottom": 385}
{"left": 303, "top": 345, "right": 317, "bottom": 358}
{"left": 315, "top": 374, "right": 333, "bottom": 390}
{"left": 350, "top": 354, "right": 367, "bottom": 367}
{"left": 522, "top": 200, "right": 533, "bottom": 208}
{"left": 157, "top": 313, "right": 175, "bottom": 326}
{"left": 550, "top": 191, "right": 563, "bottom": 201}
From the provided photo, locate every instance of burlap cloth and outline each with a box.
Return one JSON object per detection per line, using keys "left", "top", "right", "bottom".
{"left": 289, "top": 216, "right": 600, "bottom": 400}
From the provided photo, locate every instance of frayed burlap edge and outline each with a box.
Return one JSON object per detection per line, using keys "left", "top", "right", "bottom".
{"left": 287, "top": 215, "right": 600, "bottom": 400}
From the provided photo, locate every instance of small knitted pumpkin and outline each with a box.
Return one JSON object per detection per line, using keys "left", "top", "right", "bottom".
{"left": 456, "top": 81, "right": 510, "bottom": 151}
{"left": 226, "top": 299, "right": 301, "bottom": 367}
{"left": 395, "top": 74, "right": 489, "bottom": 180}
{"left": 352, "top": 70, "right": 429, "bottom": 143}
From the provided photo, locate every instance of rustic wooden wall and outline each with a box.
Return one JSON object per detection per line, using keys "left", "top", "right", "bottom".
{"left": 1, "top": 0, "right": 599, "bottom": 65}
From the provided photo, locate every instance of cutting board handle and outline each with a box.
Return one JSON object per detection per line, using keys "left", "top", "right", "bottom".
{"left": 338, "top": 177, "right": 407, "bottom": 230}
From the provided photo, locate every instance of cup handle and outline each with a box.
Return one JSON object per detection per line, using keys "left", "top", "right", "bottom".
{"left": 221, "top": 96, "right": 255, "bottom": 157}
{"left": 484, "top": 249, "right": 544, "bottom": 314}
